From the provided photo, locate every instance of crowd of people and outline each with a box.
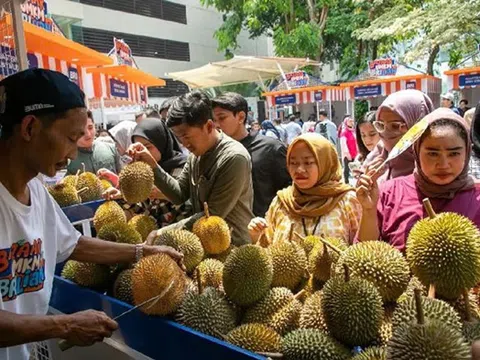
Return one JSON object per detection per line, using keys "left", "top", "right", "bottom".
{"left": 3, "top": 67, "right": 480, "bottom": 359}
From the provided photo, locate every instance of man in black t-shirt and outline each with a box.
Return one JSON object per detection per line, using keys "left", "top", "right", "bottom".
{"left": 213, "top": 93, "right": 291, "bottom": 217}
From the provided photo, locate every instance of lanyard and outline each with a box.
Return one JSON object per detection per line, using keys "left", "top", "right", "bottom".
{"left": 302, "top": 217, "right": 322, "bottom": 237}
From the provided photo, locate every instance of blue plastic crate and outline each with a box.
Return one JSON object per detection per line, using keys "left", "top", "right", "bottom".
{"left": 62, "top": 200, "right": 106, "bottom": 223}
{"left": 50, "top": 276, "right": 265, "bottom": 360}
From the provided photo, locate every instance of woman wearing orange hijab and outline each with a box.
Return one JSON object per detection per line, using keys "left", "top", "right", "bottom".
{"left": 248, "top": 133, "right": 362, "bottom": 245}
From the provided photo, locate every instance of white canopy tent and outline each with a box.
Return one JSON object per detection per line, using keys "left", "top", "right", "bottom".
{"left": 167, "top": 55, "right": 320, "bottom": 89}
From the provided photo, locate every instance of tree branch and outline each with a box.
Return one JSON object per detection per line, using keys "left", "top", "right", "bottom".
{"left": 306, "top": 0, "right": 316, "bottom": 22}
{"left": 427, "top": 44, "right": 440, "bottom": 75}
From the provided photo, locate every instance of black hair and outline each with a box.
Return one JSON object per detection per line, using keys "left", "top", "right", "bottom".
{"left": 0, "top": 111, "right": 70, "bottom": 140}
{"left": 87, "top": 110, "right": 93, "bottom": 122}
{"left": 167, "top": 91, "right": 212, "bottom": 128}
{"left": 319, "top": 110, "right": 328, "bottom": 117}
{"left": 212, "top": 92, "right": 249, "bottom": 124}
{"left": 355, "top": 111, "right": 377, "bottom": 160}
{"left": 370, "top": 106, "right": 378, "bottom": 111}
{"left": 460, "top": 99, "right": 469, "bottom": 105}
{"left": 160, "top": 97, "right": 176, "bottom": 113}
{"left": 146, "top": 109, "right": 161, "bottom": 119}
{"left": 97, "top": 128, "right": 110, "bottom": 135}
{"left": 420, "top": 118, "right": 468, "bottom": 147}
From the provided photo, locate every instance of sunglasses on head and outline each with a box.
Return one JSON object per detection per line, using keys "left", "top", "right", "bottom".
{"left": 373, "top": 120, "right": 407, "bottom": 133}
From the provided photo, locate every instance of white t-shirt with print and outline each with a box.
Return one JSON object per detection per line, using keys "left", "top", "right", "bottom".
{"left": 0, "top": 178, "right": 81, "bottom": 360}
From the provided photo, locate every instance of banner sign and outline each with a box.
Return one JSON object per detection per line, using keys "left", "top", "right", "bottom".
{"left": 284, "top": 71, "right": 309, "bottom": 88}
{"left": 0, "top": 46, "right": 38, "bottom": 78}
{"left": 139, "top": 87, "right": 146, "bottom": 102}
{"left": 459, "top": 74, "right": 480, "bottom": 88}
{"left": 113, "top": 38, "right": 133, "bottom": 67}
{"left": 314, "top": 91, "right": 323, "bottom": 101}
{"left": 68, "top": 67, "right": 79, "bottom": 86}
{"left": 368, "top": 58, "right": 398, "bottom": 77}
{"left": 354, "top": 85, "right": 382, "bottom": 98}
{"left": 20, "top": 0, "right": 62, "bottom": 34}
{"left": 406, "top": 81, "right": 416, "bottom": 89}
{"left": 109, "top": 79, "right": 129, "bottom": 98}
{"left": 275, "top": 94, "right": 296, "bottom": 105}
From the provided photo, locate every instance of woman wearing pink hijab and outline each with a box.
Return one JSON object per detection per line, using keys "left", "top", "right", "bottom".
{"left": 339, "top": 115, "right": 358, "bottom": 182}
{"left": 363, "top": 89, "right": 434, "bottom": 183}
{"left": 356, "top": 108, "right": 480, "bottom": 252}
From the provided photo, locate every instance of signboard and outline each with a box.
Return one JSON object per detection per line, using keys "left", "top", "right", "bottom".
{"left": 139, "top": 87, "right": 146, "bottom": 102}
{"left": 113, "top": 38, "right": 134, "bottom": 67}
{"left": 406, "top": 81, "right": 416, "bottom": 90}
{"left": 0, "top": 46, "right": 38, "bottom": 78}
{"left": 275, "top": 94, "right": 296, "bottom": 105}
{"left": 284, "top": 71, "right": 309, "bottom": 88}
{"left": 354, "top": 85, "right": 382, "bottom": 98}
{"left": 459, "top": 74, "right": 480, "bottom": 88}
{"left": 109, "top": 79, "right": 129, "bottom": 98}
{"left": 314, "top": 91, "right": 323, "bottom": 101}
{"left": 68, "top": 67, "right": 79, "bottom": 86}
{"left": 20, "top": 0, "right": 63, "bottom": 35}
{"left": 368, "top": 58, "right": 398, "bottom": 77}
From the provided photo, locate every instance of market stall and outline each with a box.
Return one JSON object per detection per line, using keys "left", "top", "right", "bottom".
{"left": 445, "top": 65, "right": 480, "bottom": 105}
{"left": 340, "top": 59, "right": 442, "bottom": 115}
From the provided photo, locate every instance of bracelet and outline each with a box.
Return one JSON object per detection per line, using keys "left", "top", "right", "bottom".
{"left": 135, "top": 244, "right": 144, "bottom": 263}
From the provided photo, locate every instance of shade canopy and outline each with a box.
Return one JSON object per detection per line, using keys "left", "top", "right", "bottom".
{"left": 167, "top": 56, "right": 319, "bottom": 88}
{"left": 87, "top": 65, "right": 165, "bottom": 87}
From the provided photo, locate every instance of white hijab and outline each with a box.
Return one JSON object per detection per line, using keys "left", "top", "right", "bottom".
{"left": 109, "top": 121, "right": 137, "bottom": 150}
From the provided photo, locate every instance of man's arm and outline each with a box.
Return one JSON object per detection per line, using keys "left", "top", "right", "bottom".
{"left": 69, "top": 236, "right": 136, "bottom": 264}
{"left": 152, "top": 162, "right": 190, "bottom": 205}
{"left": 272, "top": 144, "right": 291, "bottom": 190}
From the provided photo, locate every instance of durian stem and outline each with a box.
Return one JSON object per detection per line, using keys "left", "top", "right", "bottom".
{"left": 214, "top": 330, "right": 228, "bottom": 341}
{"left": 414, "top": 288, "right": 425, "bottom": 325}
{"left": 257, "top": 352, "right": 283, "bottom": 359}
{"left": 423, "top": 198, "right": 436, "bottom": 220}
{"left": 203, "top": 202, "right": 210, "bottom": 218}
{"left": 81, "top": 162, "right": 85, "bottom": 174}
{"left": 294, "top": 289, "right": 306, "bottom": 300}
{"left": 195, "top": 268, "right": 203, "bottom": 295}
{"left": 76, "top": 187, "right": 88, "bottom": 196}
{"left": 428, "top": 284, "right": 436, "bottom": 299}
{"left": 74, "top": 170, "right": 80, "bottom": 187}
{"left": 318, "top": 237, "right": 343, "bottom": 255}
{"left": 288, "top": 224, "right": 294, "bottom": 243}
{"left": 293, "top": 232, "right": 306, "bottom": 242}
{"left": 464, "top": 288, "right": 473, "bottom": 323}
{"left": 343, "top": 264, "right": 350, "bottom": 282}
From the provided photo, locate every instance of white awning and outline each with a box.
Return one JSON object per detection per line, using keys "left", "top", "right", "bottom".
{"left": 167, "top": 56, "right": 319, "bottom": 89}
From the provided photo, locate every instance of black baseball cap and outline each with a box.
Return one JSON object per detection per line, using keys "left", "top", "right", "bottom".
{"left": 0, "top": 68, "right": 86, "bottom": 127}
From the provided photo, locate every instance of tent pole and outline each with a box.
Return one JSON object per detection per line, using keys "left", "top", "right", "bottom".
{"left": 12, "top": 0, "right": 28, "bottom": 71}
{"left": 329, "top": 100, "right": 332, "bottom": 121}
{"left": 316, "top": 102, "right": 319, "bottom": 122}
{"left": 276, "top": 61, "right": 290, "bottom": 90}
{"left": 100, "top": 97, "right": 107, "bottom": 129}
{"left": 257, "top": 74, "right": 268, "bottom": 92}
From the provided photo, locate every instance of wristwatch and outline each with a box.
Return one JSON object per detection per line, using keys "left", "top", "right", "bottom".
{"left": 135, "top": 244, "right": 144, "bottom": 263}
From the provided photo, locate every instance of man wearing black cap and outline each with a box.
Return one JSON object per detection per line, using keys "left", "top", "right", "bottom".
{"left": 0, "top": 69, "right": 182, "bottom": 360}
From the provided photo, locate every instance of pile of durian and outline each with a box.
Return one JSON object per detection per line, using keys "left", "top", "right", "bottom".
{"left": 60, "top": 165, "right": 480, "bottom": 359}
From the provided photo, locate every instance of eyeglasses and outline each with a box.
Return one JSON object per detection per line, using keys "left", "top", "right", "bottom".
{"left": 373, "top": 120, "right": 407, "bottom": 134}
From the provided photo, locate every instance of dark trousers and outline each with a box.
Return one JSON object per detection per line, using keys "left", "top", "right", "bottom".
{"left": 343, "top": 158, "right": 351, "bottom": 183}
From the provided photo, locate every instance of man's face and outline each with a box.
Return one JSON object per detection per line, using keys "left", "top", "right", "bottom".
{"left": 25, "top": 108, "right": 88, "bottom": 177}
{"left": 213, "top": 107, "right": 245, "bottom": 139}
{"left": 460, "top": 102, "right": 467, "bottom": 110}
{"left": 77, "top": 117, "right": 96, "bottom": 148}
{"left": 441, "top": 98, "right": 452, "bottom": 108}
{"left": 170, "top": 120, "right": 216, "bottom": 157}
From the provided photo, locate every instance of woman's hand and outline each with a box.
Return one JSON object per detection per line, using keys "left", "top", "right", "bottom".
{"left": 102, "top": 187, "right": 123, "bottom": 201}
{"left": 149, "top": 186, "right": 167, "bottom": 201}
{"left": 248, "top": 217, "right": 268, "bottom": 243}
{"left": 356, "top": 169, "right": 380, "bottom": 211}
{"left": 127, "top": 143, "right": 157, "bottom": 169}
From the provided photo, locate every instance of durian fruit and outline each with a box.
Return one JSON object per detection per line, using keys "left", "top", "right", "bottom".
{"left": 299, "top": 291, "right": 328, "bottom": 332}
{"left": 192, "top": 203, "right": 231, "bottom": 255}
{"left": 295, "top": 275, "right": 323, "bottom": 302}
{"left": 223, "top": 245, "right": 273, "bottom": 306}
{"left": 62, "top": 175, "right": 77, "bottom": 188}
{"left": 392, "top": 293, "right": 462, "bottom": 334}
{"left": 226, "top": 324, "right": 281, "bottom": 353}
{"left": 154, "top": 230, "right": 204, "bottom": 273}
{"left": 448, "top": 289, "right": 480, "bottom": 322}
{"left": 281, "top": 329, "right": 351, "bottom": 360}
{"left": 61, "top": 260, "right": 110, "bottom": 290}
{"left": 242, "top": 287, "right": 302, "bottom": 335}
{"left": 113, "top": 269, "right": 133, "bottom": 304}
{"left": 128, "top": 215, "right": 158, "bottom": 242}
{"left": 376, "top": 304, "right": 395, "bottom": 346}
{"left": 208, "top": 245, "right": 235, "bottom": 263}
{"left": 300, "top": 234, "right": 321, "bottom": 255}
{"left": 131, "top": 253, "right": 187, "bottom": 316}
{"left": 397, "top": 276, "right": 427, "bottom": 303}
{"left": 193, "top": 259, "right": 223, "bottom": 290}
{"left": 97, "top": 222, "right": 143, "bottom": 245}
{"left": 177, "top": 285, "right": 236, "bottom": 338}
{"left": 460, "top": 289, "right": 480, "bottom": 345}
{"left": 119, "top": 161, "right": 154, "bottom": 204}
{"left": 387, "top": 290, "right": 471, "bottom": 360}
{"left": 406, "top": 204, "right": 480, "bottom": 300}
{"left": 100, "top": 179, "right": 113, "bottom": 191}
{"left": 335, "top": 241, "right": 410, "bottom": 303}
{"left": 48, "top": 183, "right": 81, "bottom": 207}
{"left": 308, "top": 237, "right": 347, "bottom": 283}
{"left": 352, "top": 347, "right": 387, "bottom": 360}
{"left": 268, "top": 241, "right": 307, "bottom": 291}
{"left": 77, "top": 171, "right": 103, "bottom": 202}
{"left": 322, "top": 265, "right": 383, "bottom": 347}
{"left": 93, "top": 201, "right": 127, "bottom": 232}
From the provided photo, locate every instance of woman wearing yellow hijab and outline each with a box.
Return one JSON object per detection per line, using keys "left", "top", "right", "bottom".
{"left": 248, "top": 133, "right": 362, "bottom": 245}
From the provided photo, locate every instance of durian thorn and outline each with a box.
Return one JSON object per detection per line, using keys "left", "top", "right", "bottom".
{"left": 294, "top": 289, "right": 306, "bottom": 300}
{"left": 428, "top": 284, "right": 436, "bottom": 299}
{"left": 76, "top": 187, "right": 89, "bottom": 196}
{"left": 203, "top": 202, "right": 210, "bottom": 218}
{"left": 318, "top": 237, "right": 343, "bottom": 255}
{"left": 343, "top": 263, "right": 350, "bottom": 282}
{"left": 256, "top": 352, "right": 283, "bottom": 359}
{"left": 423, "top": 198, "right": 436, "bottom": 219}
{"left": 464, "top": 288, "right": 473, "bottom": 323}
{"left": 195, "top": 267, "right": 203, "bottom": 295}
{"left": 414, "top": 288, "right": 425, "bottom": 325}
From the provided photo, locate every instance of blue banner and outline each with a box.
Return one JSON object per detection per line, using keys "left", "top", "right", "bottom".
{"left": 314, "top": 92, "right": 323, "bottom": 101}
{"left": 459, "top": 74, "right": 480, "bottom": 88}
{"left": 406, "top": 81, "right": 416, "bottom": 90}
{"left": 354, "top": 85, "right": 382, "bottom": 98}
{"left": 110, "top": 79, "right": 129, "bottom": 98}
{"left": 275, "top": 94, "right": 296, "bottom": 105}
{"left": 0, "top": 46, "right": 38, "bottom": 78}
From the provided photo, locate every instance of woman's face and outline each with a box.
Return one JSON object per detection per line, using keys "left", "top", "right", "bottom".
{"left": 346, "top": 118, "right": 354, "bottom": 129}
{"left": 359, "top": 122, "right": 380, "bottom": 152}
{"left": 419, "top": 126, "right": 466, "bottom": 185}
{"left": 133, "top": 136, "right": 161, "bottom": 162}
{"left": 376, "top": 108, "right": 408, "bottom": 152}
{"left": 288, "top": 141, "right": 319, "bottom": 190}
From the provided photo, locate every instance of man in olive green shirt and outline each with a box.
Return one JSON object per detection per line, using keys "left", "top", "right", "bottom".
{"left": 67, "top": 111, "right": 120, "bottom": 175}
{"left": 129, "top": 91, "right": 254, "bottom": 246}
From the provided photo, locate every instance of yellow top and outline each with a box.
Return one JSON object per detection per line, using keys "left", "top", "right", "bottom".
{"left": 265, "top": 191, "right": 362, "bottom": 246}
